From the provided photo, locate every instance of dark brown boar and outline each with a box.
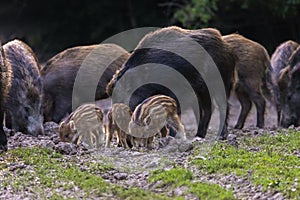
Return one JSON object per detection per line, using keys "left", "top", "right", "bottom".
{"left": 0, "top": 41, "right": 12, "bottom": 151}
{"left": 278, "top": 46, "right": 300, "bottom": 127}
{"left": 41, "top": 44, "right": 129, "bottom": 123}
{"left": 3, "top": 39, "right": 44, "bottom": 136}
{"left": 223, "top": 34, "right": 273, "bottom": 129}
{"left": 107, "top": 26, "right": 236, "bottom": 139}
{"left": 271, "top": 40, "right": 299, "bottom": 124}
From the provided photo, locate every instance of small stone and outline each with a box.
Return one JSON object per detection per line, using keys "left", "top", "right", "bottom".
{"left": 173, "top": 186, "right": 188, "bottom": 196}
{"left": 114, "top": 172, "right": 128, "bottom": 180}
{"left": 131, "top": 151, "right": 143, "bottom": 157}
{"left": 50, "top": 135, "right": 61, "bottom": 144}
{"left": 253, "top": 193, "right": 261, "bottom": 199}
{"left": 178, "top": 140, "right": 193, "bottom": 152}
{"left": 288, "top": 125, "right": 295, "bottom": 129}
{"left": 40, "top": 140, "right": 55, "bottom": 150}
{"left": 227, "top": 133, "right": 236, "bottom": 140}
{"left": 144, "top": 160, "right": 159, "bottom": 169}
{"left": 55, "top": 142, "right": 77, "bottom": 155}
{"left": 159, "top": 136, "right": 174, "bottom": 148}
{"left": 9, "top": 163, "right": 27, "bottom": 171}
{"left": 102, "top": 173, "right": 110, "bottom": 179}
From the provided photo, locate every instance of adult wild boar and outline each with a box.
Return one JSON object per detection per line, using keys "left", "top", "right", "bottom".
{"left": 271, "top": 40, "right": 299, "bottom": 124}
{"left": 107, "top": 26, "right": 236, "bottom": 139}
{"left": 0, "top": 41, "right": 12, "bottom": 151}
{"left": 278, "top": 46, "right": 300, "bottom": 127}
{"left": 223, "top": 34, "right": 274, "bottom": 129}
{"left": 41, "top": 44, "right": 129, "bottom": 123}
{"left": 3, "top": 39, "right": 44, "bottom": 136}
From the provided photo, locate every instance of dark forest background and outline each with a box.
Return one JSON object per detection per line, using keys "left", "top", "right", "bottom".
{"left": 0, "top": 0, "right": 299, "bottom": 62}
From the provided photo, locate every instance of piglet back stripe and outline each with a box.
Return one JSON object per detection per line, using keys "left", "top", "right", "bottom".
{"left": 67, "top": 104, "right": 103, "bottom": 124}
{"left": 132, "top": 95, "right": 177, "bottom": 124}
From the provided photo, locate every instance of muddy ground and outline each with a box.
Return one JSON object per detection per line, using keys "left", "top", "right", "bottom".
{"left": 0, "top": 94, "right": 290, "bottom": 199}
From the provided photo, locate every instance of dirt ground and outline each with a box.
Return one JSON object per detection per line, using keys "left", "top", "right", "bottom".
{"left": 0, "top": 94, "right": 287, "bottom": 200}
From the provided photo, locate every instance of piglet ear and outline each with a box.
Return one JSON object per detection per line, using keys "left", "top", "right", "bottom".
{"left": 70, "top": 120, "right": 77, "bottom": 132}
{"left": 59, "top": 121, "right": 65, "bottom": 129}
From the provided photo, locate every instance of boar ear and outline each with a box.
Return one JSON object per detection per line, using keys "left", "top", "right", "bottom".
{"left": 69, "top": 120, "right": 77, "bottom": 132}
{"left": 59, "top": 121, "right": 65, "bottom": 128}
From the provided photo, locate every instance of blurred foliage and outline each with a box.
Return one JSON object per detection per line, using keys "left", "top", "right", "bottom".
{"left": 174, "top": 0, "right": 219, "bottom": 28}
{"left": 0, "top": 0, "right": 170, "bottom": 61}
{"left": 173, "top": 0, "right": 300, "bottom": 28}
{"left": 172, "top": 0, "right": 300, "bottom": 52}
{"left": 0, "top": 0, "right": 299, "bottom": 61}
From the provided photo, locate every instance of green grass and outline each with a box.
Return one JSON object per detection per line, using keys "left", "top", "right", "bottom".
{"left": 192, "top": 130, "right": 300, "bottom": 199}
{"left": 1, "top": 130, "right": 299, "bottom": 199}
{"left": 149, "top": 168, "right": 235, "bottom": 200}
{"left": 1, "top": 147, "right": 172, "bottom": 199}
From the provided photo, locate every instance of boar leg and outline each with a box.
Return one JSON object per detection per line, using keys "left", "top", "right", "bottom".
{"left": 126, "top": 134, "right": 133, "bottom": 148}
{"left": 119, "top": 129, "right": 129, "bottom": 148}
{"left": 0, "top": 108, "right": 7, "bottom": 151}
{"left": 4, "top": 112, "right": 12, "bottom": 129}
{"left": 195, "top": 92, "right": 212, "bottom": 138}
{"left": 250, "top": 91, "right": 265, "bottom": 128}
{"left": 235, "top": 84, "right": 252, "bottom": 129}
{"left": 147, "top": 136, "right": 155, "bottom": 149}
{"left": 105, "top": 122, "right": 114, "bottom": 148}
{"left": 160, "top": 126, "right": 168, "bottom": 138}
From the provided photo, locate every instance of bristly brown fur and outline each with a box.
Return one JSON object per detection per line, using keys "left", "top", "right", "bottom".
{"left": 0, "top": 41, "right": 13, "bottom": 150}
{"left": 41, "top": 43, "right": 129, "bottom": 123}
{"left": 3, "top": 39, "right": 43, "bottom": 136}
{"left": 223, "top": 34, "right": 273, "bottom": 129}
{"left": 271, "top": 40, "right": 299, "bottom": 125}
{"left": 277, "top": 45, "right": 300, "bottom": 127}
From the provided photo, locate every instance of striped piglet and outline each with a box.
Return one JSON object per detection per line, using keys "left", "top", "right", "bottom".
{"left": 59, "top": 103, "right": 105, "bottom": 149}
{"left": 129, "top": 95, "right": 186, "bottom": 149}
{"left": 106, "top": 103, "right": 133, "bottom": 148}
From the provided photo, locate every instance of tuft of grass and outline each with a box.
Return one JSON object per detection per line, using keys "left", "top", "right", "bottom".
{"left": 193, "top": 131, "right": 300, "bottom": 199}
{"left": 149, "top": 168, "right": 193, "bottom": 187}
{"left": 149, "top": 167, "right": 235, "bottom": 200}
{"left": 84, "top": 161, "right": 114, "bottom": 174}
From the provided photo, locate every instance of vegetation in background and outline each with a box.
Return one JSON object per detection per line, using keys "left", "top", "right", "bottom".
{"left": 174, "top": 0, "right": 219, "bottom": 28}
{"left": 0, "top": 0, "right": 300, "bottom": 60}
{"left": 173, "top": 0, "right": 300, "bottom": 28}
{"left": 0, "top": 0, "right": 169, "bottom": 61}
{"left": 172, "top": 0, "right": 300, "bottom": 51}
